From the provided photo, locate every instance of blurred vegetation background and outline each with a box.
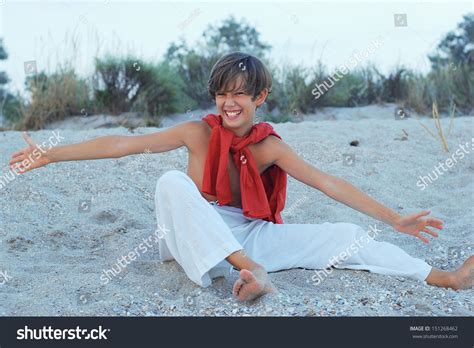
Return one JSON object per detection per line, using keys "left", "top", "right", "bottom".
{"left": 0, "top": 14, "right": 472, "bottom": 130}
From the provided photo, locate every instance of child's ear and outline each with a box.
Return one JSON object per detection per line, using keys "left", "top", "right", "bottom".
{"left": 255, "top": 88, "right": 269, "bottom": 107}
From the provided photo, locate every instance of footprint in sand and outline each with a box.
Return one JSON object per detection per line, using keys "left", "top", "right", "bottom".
{"left": 92, "top": 209, "right": 122, "bottom": 225}
{"left": 45, "top": 230, "right": 66, "bottom": 250}
{"left": 7, "top": 236, "right": 34, "bottom": 252}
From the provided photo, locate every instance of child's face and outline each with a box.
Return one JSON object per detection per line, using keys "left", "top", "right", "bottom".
{"left": 215, "top": 76, "right": 268, "bottom": 135}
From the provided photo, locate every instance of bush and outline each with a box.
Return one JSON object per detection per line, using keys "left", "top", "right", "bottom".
{"left": 266, "top": 63, "right": 317, "bottom": 118}
{"left": 131, "top": 62, "right": 196, "bottom": 121}
{"left": 405, "top": 72, "right": 432, "bottom": 114}
{"left": 322, "top": 71, "right": 366, "bottom": 107}
{"left": 1, "top": 92, "right": 23, "bottom": 126}
{"left": 379, "top": 66, "right": 411, "bottom": 103}
{"left": 360, "top": 65, "right": 384, "bottom": 104}
{"left": 5, "top": 14, "right": 472, "bottom": 131}
{"left": 94, "top": 56, "right": 193, "bottom": 119}
{"left": 404, "top": 64, "right": 474, "bottom": 114}
{"left": 16, "top": 69, "right": 92, "bottom": 130}
{"left": 262, "top": 113, "right": 291, "bottom": 123}
{"left": 429, "top": 63, "right": 474, "bottom": 112}
{"left": 165, "top": 42, "right": 219, "bottom": 109}
{"left": 93, "top": 56, "right": 152, "bottom": 114}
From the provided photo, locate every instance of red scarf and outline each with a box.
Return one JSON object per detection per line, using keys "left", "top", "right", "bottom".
{"left": 201, "top": 114, "right": 287, "bottom": 224}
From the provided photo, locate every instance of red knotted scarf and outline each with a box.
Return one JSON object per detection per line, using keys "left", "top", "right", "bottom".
{"left": 201, "top": 114, "right": 287, "bottom": 224}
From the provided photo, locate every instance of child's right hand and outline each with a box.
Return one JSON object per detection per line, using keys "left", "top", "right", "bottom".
{"left": 9, "top": 132, "right": 51, "bottom": 173}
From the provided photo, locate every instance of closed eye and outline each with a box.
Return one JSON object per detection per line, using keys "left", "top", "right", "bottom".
{"left": 216, "top": 91, "right": 245, "bottom": 96}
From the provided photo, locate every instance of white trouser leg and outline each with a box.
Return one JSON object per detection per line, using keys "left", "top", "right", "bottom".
{"left": 155, "top": 171, "right": 432, "bottom": 287}
{"left": 229, "top": 217, "right": 432, "bottom": 282}
{"left": 154, "top": 170, "right": 243, "bottom": 287}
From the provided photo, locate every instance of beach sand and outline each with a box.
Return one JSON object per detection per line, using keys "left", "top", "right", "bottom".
{"left": 0, "top": 106, "right": 473, "bottom": 316}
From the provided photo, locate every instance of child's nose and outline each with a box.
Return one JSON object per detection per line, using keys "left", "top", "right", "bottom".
{"left": 224, "top": 98, "right": 237, "bottom": 106}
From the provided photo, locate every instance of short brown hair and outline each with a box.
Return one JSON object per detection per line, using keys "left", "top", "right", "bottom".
{"left": 208, "top": 52, "right": 272, "bottom": 101}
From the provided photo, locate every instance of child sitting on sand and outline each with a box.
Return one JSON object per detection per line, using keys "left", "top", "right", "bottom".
{"left": 9, "top": 52, "right": 473, "bottom": 301}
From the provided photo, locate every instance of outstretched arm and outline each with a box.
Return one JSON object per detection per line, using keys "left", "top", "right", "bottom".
{"left": 9, "top": 120, "right": 198, "bottom": 173}
{"left": 265, "top": 136, "right": 443, "bottom": 243}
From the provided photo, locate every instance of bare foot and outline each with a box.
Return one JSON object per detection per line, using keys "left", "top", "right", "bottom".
{"left": 451, "top": 255, "right": 474, "bottom": 290}
{"left": 232, "top": 267, "right": 277, "bottom": 301}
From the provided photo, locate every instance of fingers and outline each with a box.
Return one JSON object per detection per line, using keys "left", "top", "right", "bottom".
{"left": 421, "top": 227, "right": 439, "bottom": 238}
{"left": 416, "top": 227, "right": 439, "bottom": 244}
{"left": 9, "top": 162, "right": 29, "bottom": 174}
{"left": 8, "top": 151, "right": 26, "bottom": 165}
{"left": 417, "top": 234, "right": 430, "bottom": 244}
{"left": 427, "top": 217, "right": 444, "bottom": 229}
{"left": 8, "top": 153, "right": 34, "bottom": 174}
{"left": 413, "top": 210, "right": 431, "bottom": 219}
{"left": 11, "top": 149, "right": 26, "bottom": 158}
{"left": 10, "top": 157, "right": 25, "bottom": 169}
{"left": 22, "top": 131, "right": 36, "bottom": 147}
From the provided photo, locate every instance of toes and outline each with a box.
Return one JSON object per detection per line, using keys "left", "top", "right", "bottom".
{"left": 238, "top": 286, "right": 253, "bottom": 301}
{"left": 237, "top": 290, "right": 247, "bottom": 301}
{"left": 232, "top": 279, "right": 244, "bottom": 298}
{"left": 240, "top": 269, "right": 257, "bottom": 283}
{"left": 233, "top": 269, "right": 271, "bottom": 301}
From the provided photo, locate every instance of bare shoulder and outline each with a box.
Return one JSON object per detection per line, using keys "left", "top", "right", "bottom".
{"left": 177, "top": 120, "right": 209, "bottom": 134}
{"left": 185, "top": 120, "right": 211, "bottom": 137}
{"left": 251, "top": 134, "right": 291, "bottom": 166}
{"left": 178, "top": 120, "right": 211, "bottom": 150}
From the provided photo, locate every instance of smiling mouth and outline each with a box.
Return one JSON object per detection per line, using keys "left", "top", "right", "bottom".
{"left": 224, "top": 110, "right": 242, "bottom": 120}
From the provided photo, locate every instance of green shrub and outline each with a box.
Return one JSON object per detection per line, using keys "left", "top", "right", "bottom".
{"left": 165, "top": 43, "right": 218, "bottom": 108}
{"left": 1, "top": 93, "right": 23, "bottom": 126}
{"left": 17, "top": 69, "right": 92, "bottom": 130}
{"left": 405, "top": 72, "right": 431, "bottom": 114}
{"left": 429, "top": 63, "right": 474, "bottom": 112}
{"left": 405, "top": 64, "right": 473, "bottom": 113}
{"left": 323, "top": 72, "right": 365, "bottom": 107}
{"left": 93, "top": 56, "right": 152, "bottom": 114}
{"left": 266, "top": 63, "right": 316, "bottom": 118}
{"left": 131, "top": 62, "right": 196, "bottom": 120}
{"left": 379, "top": 66, "right": 411, "bottom": 103}
{"left": 262, "top": 113, "right": 291, "bottom": 123}
{"left": 94, "top": 56, "right": 194, "bottom": 118}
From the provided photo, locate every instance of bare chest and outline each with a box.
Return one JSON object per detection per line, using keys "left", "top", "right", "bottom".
{"left": 185, "top": 125, "right": 273, "bottom": 208}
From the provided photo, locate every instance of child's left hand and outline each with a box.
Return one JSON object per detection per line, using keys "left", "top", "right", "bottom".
{"left": 393, "top": 210, "right": 443, "bottom": 244}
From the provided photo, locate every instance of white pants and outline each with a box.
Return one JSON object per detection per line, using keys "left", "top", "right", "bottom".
{"left": 155, "top": 170, "right": 432, "bottom": 287}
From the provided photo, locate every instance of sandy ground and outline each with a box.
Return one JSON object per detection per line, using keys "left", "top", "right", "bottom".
{"left": 0, "top": 106, "right": 473, "bottom": 316}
